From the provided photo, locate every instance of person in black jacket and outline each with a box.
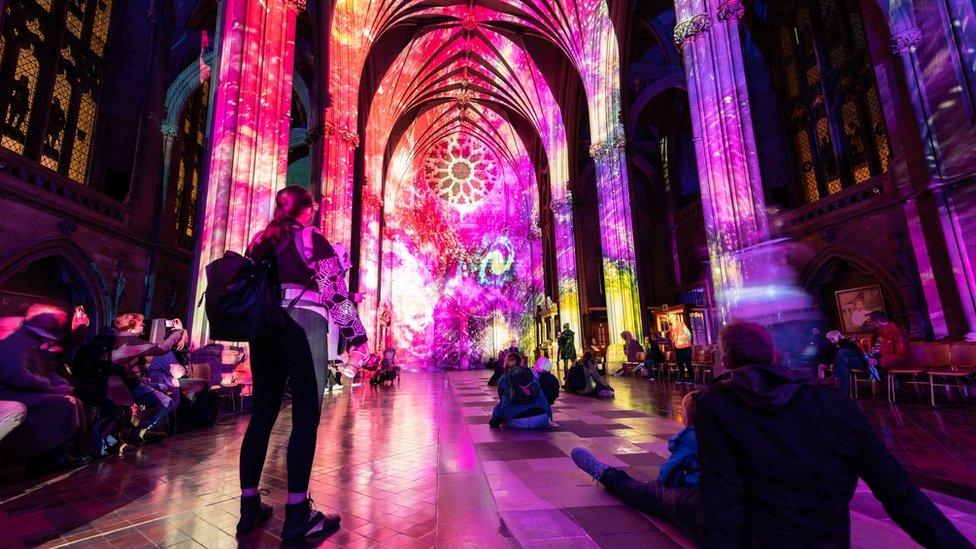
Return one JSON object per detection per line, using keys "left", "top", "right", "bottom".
{"left": 695, "top": 321, "right": 968, "bottom": 548}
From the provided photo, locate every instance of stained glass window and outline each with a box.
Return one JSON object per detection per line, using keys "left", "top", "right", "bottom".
{"left": 173, "top": 79, "right": 209, "bottom": 242}
{"left": 762, "top": 0, "right": 890, "bottom": 204}
{"left": 0, "top": 0, "right": 115, "bottom": 184}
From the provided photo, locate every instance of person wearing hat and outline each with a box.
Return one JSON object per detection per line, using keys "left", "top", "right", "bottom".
{"left": 0, "top": 305, "right": 86, "bottom": 468}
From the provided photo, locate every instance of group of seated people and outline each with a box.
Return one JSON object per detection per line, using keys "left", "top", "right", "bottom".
{"left": 487, "top": 343, "right": 620, "bottom": 429}
{"left": 0, "top": 304, "right": 217, "bottom": 474}
{"left": 818, "top": 310, "right": 908, "bottom": 396}
{"left": 570, "top": 320, "right": 968, "bottom": 547}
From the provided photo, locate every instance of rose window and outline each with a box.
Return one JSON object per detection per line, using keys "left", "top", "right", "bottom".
{"left": 424, "top": 135, "right": 498, "bottom": 209}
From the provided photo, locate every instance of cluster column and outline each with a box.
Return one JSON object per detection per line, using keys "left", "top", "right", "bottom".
{"left": 188, "top": 0, "right": 302, "bottom": 345}
{"left": 551, "top": 191, "right": 582, "bottom": 356}
{"left": 591, "top": 128, "right": 643, "bottom": 363}
{"left": 673, "top": 0, "right": 770, "bottom": 322}
{"left": 889, "top": 8, "right": 976, "bottom": 340}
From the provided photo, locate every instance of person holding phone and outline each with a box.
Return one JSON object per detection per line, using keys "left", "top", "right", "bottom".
{"left": 239, "top": 186, "right": 368, "bottom": 541}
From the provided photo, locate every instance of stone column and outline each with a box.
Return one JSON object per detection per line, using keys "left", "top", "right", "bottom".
{"left": 891, "top": 18, "right": 976, "bottom": 340}
{"left": 320, "top": 119, "right": 360, "bottom": 246}
{"left": 590, "top": 128, "right": 643, "bottom": 363}
{"left": 188, "top": 0, "right": 302, "bottom": 346}
{"left": 673, "top": 0, "right": 770, "bottom": 322}
{"left": 550, "top": 191, "right": 582, "bottom": 357}
{"left": 142, "top": 122, "right": 180, "bottom": 319}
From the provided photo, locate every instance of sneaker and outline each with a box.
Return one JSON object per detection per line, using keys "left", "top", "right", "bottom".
{"left": 571, "top": 448, "right": 609, "bottom": 481}
{"left": 598, "top": 389, "right": 615, "bottom": 399}
{"left": 282, "top": 498, "right": 339, "bottom": 542}
{"left": 236, "top": 491, "right": 273, "bottom": 534}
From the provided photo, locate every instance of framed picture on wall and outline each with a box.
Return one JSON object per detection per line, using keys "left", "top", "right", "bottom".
{"left": 835, "top": 285, "right": 885, "bottom": 333}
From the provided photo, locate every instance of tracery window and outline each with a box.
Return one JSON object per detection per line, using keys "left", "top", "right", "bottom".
{"left": 762, "top": 0, "right": 890, "bottom": 204}
{"left": 172, "top": 80, "right": 209, "bottom": 244}
{"left": 0, "top": 0, "right": 114, "bottom": 183}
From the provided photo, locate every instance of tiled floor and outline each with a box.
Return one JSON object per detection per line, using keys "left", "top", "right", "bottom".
{"left": 3, "top": 370, "right": 976, "bottom": 548}
{"left": 450, "top": 372, "right": 976, "bottom": 548}
{"left": 1, "top": 374, "right": 513, "bottom": 548}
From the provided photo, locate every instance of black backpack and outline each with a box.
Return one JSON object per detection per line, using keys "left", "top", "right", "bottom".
{"left": 203, "top": 250, "right": 315, "bottom": 341}
{"left": 203, "top": 252, "right": 284, "bottom": 341}
{"left": 506, "top": 366, "right": 540, "bottom": 405}
{"left": 565, "top": 363, "right": 586, "bottom": 393}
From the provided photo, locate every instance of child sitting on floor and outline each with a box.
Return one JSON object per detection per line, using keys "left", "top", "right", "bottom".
{"left": 570, "top": 391, "right": 703, "bottom": 543}
{"left": 369, "top": 348, "right": 400, "bottom": 386}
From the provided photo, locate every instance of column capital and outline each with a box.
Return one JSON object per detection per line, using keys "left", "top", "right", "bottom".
{"left": 550, "top": 194, "right": 572, "bottom": 215}
{"left": 674, "top": 13, "right": 710, "bottom": 50}
{"left": 160, "top": 121, "right": 179, "bottom": 142}
{"left": 891, "top": 26, "right": 922, "bottom": 54}
{"left": 325, "top": 121, "right": 361, "bottom": 148}
{"left": 588, "top": 129, "right": 627, "bottom": 159}
{"left": 716, "top": 0, "right": 745, "bottom": 23}
{"left": 284, "top": 0, "right": 307, "bottom": 12}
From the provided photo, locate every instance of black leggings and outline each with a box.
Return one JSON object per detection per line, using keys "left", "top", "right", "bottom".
{"left": 240, "top": 310, "right": 327, "bottom": 494}
{"left": 601, "top": 468, "right": 703, "bottom": 544}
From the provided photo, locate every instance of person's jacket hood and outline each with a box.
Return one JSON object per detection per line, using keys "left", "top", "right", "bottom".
{"left": 718, "top": 363, "right": 814, "bottom": 413}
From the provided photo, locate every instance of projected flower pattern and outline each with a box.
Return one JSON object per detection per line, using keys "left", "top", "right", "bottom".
{"left": 424, "top": 136, "right": 497, "bottom": 210}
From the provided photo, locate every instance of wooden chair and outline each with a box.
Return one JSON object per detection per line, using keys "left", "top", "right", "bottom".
{"left": 927, "top": 343, "right": 976, "bottom": 405}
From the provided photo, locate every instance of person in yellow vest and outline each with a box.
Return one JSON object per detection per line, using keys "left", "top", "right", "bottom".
{"left": 670, "top": 317, "right": 693, "bottom": 383}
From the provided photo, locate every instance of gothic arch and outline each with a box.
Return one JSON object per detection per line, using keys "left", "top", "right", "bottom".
{"left": 799, "top": 244, "right": 907, "bottom": 322}
{"left": 0, "top": 238, "right": 108, "bottom": 327}
{"left": 163, "top": 52, "right": 312, "bottom": 131}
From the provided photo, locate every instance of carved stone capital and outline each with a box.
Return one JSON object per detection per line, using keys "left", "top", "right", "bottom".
{"left": 550, "top": 195, "right": 572, "bottom": 215}
{"left": 160, "top": 121, "right": 179, "bottom": 142}
{"left": 717, "top": 0, "right": 745, "bottom": 23}
{"left": 673, "top": 14, "right": 710, "bottom": 50}
{"left": 324, "top": 121, "right": 360, "bottom": 148}
{"left": 891, "top": 26, "right": 922, "bottom": 54}
{"left": 285, "top": 0, "right": 307, "bottom": 12}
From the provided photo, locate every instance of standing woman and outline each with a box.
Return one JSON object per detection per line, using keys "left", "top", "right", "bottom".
{"left": 238, "top": 186, "right": 368, "bottom": 541}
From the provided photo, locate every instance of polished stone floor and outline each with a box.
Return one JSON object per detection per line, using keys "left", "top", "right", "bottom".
{"left": 2, "top": 371, "right": 976, "bottom": 548}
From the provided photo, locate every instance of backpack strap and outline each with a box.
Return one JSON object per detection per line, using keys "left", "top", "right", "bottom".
{"left": 282, "top": 230, "right": 316, "bottom": 315}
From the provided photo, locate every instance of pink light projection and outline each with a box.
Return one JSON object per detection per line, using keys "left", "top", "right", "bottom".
{"left": 357, "top": 24, "right": 582, "bottom": 361}
{"left": 326, "top": 1, "right": 640, "bottom": 362}
{"left": 188, "top": 0, "right": 299, "bottom": 346}
{"left": 376, "top": 123, "right": 544, "bottom": 368}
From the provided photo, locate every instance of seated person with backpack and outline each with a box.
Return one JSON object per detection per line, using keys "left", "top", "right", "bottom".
{"left": 571, "top": 391, "right": 703, "bottom": 544}
{"left": 564, "top": 352, "right": 614, "bottom": 399}
{"left": 369, "top": 348, "right": 400, "bottom": 387}
{"left": 489, "top": 352, "right": 552, "bottom": 429}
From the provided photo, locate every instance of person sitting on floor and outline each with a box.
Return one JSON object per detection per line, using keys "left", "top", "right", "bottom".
{"left": 489, "top": 352, "right": 551, "bottom": 429}
{"left": 695, "top": 321, "right": 964, "bottom": 547}
{"left": 0, "top": 306, "right": 87, "bottom": 469}
{"left": 534, "top": 351, "right": 560, "bottom": 406}
{"left": 565, "top": 352, "right": 614, "bottom": 399}
{"left": 571, "top": 391, "right": 703, "bottom": 543}
{"left": 369, "top": 347, "right": 400, "bottom": 387}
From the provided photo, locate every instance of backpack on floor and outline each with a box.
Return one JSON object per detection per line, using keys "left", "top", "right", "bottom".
{"left": 177, "top": 389, "right": 220, "bottom": 431}
{"left": 506, "top": 366, "right": 540, "bottom": 405}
